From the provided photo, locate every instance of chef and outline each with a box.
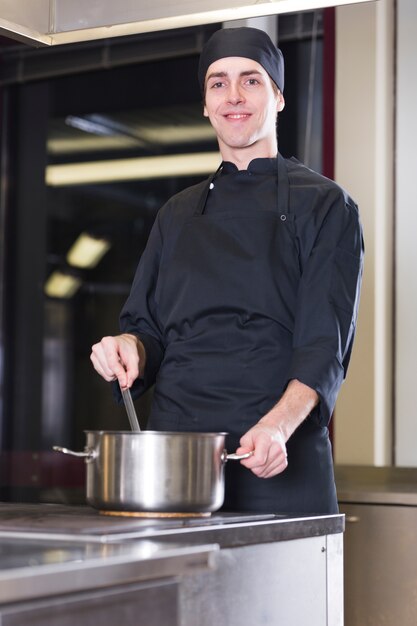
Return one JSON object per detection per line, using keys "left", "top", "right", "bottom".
{"left": 91, "top": 27, "right": 364, "bottom": 515}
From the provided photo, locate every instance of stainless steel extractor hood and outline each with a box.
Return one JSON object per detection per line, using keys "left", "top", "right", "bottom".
{"left": 0, "top": 0, "right": 376, "bottom": 47}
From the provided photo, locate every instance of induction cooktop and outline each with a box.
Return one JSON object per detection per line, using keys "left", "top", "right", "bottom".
{"left": 0, "top": 503, "right": 278, "bottom": 543}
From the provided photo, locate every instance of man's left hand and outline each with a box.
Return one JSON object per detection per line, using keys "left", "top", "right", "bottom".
{"left": 235, "top": 423, "right": 288, "bottom": 479}
{"left": 235, "top": 379, "right": 319, "bottom": 479}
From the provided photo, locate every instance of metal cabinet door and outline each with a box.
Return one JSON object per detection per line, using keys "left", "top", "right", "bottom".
{"left": 0, "top": 579, "right": 179, "bottom": 626}
{"left": 180, "top": 535, "right": 335, "bottom": 626}
{"left": 341, "top": 503, "right": 417, "bottom": 626}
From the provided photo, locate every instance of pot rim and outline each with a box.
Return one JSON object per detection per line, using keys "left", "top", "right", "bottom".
{"left": 83, "top": 430, "right": 229, "bottom": 437}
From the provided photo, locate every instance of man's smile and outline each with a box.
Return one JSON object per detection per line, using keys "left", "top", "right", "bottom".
{"left": 223, "top": 113, "right": 251, "bottom": 120}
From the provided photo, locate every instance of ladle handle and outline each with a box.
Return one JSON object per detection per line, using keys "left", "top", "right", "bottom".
{"left": 120, "top": 384, "right": 141, "bottom": 432}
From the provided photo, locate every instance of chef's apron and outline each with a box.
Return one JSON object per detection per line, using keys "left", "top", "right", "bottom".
{"left": 148, "top": 155, "right": 338, "bottom": 515}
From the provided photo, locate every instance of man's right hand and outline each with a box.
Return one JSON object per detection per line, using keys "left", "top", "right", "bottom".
{"left": 90, "top": 333, "right": 144, "bottom": 389}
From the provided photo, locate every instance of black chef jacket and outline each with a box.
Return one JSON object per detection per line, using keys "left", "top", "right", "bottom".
{"left": 119, "top": 154, "right": 364, "bottom": 515}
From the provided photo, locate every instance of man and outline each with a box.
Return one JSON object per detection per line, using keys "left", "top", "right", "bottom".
{"left": 91, "top": 27, "right": 364, "bottom": 515}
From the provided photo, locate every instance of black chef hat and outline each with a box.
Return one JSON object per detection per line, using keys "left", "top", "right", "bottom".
{"left": 198, "top": 27, "right": 285, "bottom": 94}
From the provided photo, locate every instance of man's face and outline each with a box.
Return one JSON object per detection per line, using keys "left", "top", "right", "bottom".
{"left": 203, "top": 57, "right": 285, "bottom": 159}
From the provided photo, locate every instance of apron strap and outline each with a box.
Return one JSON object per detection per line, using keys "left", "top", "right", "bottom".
{"left": 277, "top": 152, "right": 290, "bottom": 216}
{"left": 194, "top": 163, "right": 223, "bottom": 216}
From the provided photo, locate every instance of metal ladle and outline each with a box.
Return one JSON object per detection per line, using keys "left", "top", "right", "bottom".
{"left": 119, "top": 383, "right": 141, "bottom": 432}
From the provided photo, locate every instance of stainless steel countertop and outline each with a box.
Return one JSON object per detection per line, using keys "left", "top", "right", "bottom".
{"left": 335, "top": 465, "right": 417, "bottom": 506}
{"left": 0, "top": 503, "right": 344, "bottom": 605}
{"left": 0, "top": 503, "right": 344, "bottom": 547}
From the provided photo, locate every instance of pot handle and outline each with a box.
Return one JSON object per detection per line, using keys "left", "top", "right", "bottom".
{"left": 53, "top": 445, "right": 97, "bottom": 461}
{"left": 222, "top": 450, "right": 253, "bottom": 463}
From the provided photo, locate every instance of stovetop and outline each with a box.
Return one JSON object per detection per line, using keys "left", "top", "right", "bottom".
{"left": 0, "top": 503, "right": 277, "bottom": 542}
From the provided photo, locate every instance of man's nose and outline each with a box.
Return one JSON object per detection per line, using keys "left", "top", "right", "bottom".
{"left": 227, "top": 83, "right": 244, "bottom": 104}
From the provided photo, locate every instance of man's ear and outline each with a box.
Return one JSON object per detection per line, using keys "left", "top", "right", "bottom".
{"left": 277, "top": 93, "right": 285, "bottom": 113}
{"left": 203, "top": 104, "right": 209, "bottom": 118}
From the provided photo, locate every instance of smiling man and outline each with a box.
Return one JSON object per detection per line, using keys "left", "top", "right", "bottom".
{"left": 91, "top": 27, "right": 364, "bottom": 515}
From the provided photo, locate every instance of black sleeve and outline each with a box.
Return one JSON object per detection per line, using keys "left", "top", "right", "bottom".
{"left": 287, "top": 196, "right": 364, "bottom": 425}
{"left": 118, "top": 211, "right": 165, "bottom": 399}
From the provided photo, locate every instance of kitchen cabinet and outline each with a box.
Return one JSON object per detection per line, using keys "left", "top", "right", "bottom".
{"left": 0, "top": 580, "right": 178, "bottom": 626}
{"left": 336, "top": 465, "right": 417, "bottom": 626}
{"left": 0, "top": 504, "right": 344, "bottom": 626}
{"left": 180, "top": 533, "right": 342, "bottom": 626}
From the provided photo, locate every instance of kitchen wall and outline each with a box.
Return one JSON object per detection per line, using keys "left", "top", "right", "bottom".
{"left": 334, "top": 0, "right": 417, "bottom": 468}
{"left": 333, "top": 0, "right": 394, "bottom": 465}
{"left": 395, "top": 0, "right": 417, "bottom": 466}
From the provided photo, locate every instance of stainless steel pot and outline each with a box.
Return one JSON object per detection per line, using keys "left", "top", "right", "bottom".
{"left": 53, "top": 430, "right": 250, "bottom": 513}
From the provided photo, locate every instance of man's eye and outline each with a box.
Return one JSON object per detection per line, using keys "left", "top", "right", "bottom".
{"left": 247, "top": 78, "right": 259, "bottom": 86}
{"left": 211, "top": 81, "right": 224, "bottom": 89}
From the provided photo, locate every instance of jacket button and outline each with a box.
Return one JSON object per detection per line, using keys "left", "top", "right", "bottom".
{"left": 280, "top": 214, "right": 287, "bottom": 221}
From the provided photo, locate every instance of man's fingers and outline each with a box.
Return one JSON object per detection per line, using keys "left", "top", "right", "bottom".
{"left": 238, "top": 424, "right": 288, "bottom": 479}
{"left": 90, "top": 336, "right": 138, "bottom": 388}
{"left": 90, "top": 346, "right": 116, "bottom": 380}
{"left": 247, "top": 445, "right": 286, "bottom": 475}
{"left": 252, "top": 454, "right": 289, "bottom": 478}
{"left": 239, "top": 432, "right": 276, "bottom": 468}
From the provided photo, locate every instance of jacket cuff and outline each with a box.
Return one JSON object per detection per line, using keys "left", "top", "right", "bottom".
{"left": 287, "top": 347, "right": 345, "bottom": 425}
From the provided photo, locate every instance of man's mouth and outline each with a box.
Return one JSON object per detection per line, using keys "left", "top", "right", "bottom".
{"left": 224, "top": 113, "right": 251, "bottom": 120}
